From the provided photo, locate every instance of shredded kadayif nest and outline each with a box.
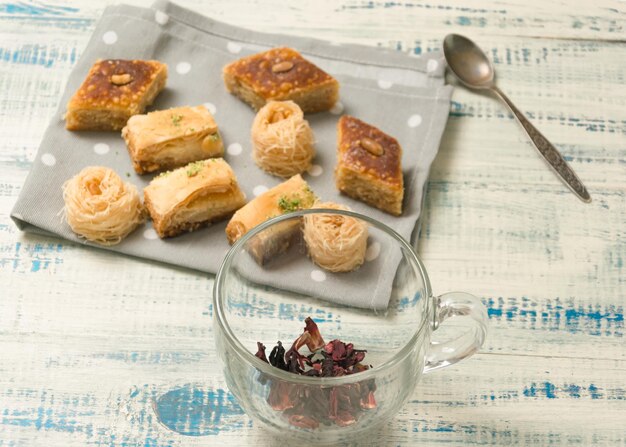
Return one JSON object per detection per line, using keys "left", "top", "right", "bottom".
{"left": 251, "top": 100, "right": 315, "bottom": 177}
{"left": 302, "top": 202, "right": 368, "bottom": 273}
{"left": 62, "top": 166, "right": 144, "bottom": 245}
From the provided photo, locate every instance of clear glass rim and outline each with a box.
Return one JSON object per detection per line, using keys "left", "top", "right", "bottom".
{"left": 213, "top": 208, "right": 433, "bottom": 385}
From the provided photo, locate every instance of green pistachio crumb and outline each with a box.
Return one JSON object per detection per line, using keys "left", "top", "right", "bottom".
{"left": 278, "top": 196, "right": 302, "bottom": 213}
{"left": 186, "top": 160, "right": 205, "bottom": 177}
{"left": 171, "top": 114, "right": 183, "bottom": 126}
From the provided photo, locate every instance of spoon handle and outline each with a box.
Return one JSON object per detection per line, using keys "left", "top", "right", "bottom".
{"left": 491, "top": 86, "right": 591, "bottom": 203}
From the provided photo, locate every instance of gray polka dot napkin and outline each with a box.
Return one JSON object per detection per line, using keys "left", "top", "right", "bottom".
{"left": 11, "top": 0, "right": 452, "bottom": 309}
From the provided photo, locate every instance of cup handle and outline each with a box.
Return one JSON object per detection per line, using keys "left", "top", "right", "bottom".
{"left": 423, "top": 292, "right": 489, "bottom": 374}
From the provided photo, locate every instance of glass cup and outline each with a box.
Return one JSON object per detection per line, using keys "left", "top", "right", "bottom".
{"left": 213, "top": 209, "right": 488, "bottom": 443}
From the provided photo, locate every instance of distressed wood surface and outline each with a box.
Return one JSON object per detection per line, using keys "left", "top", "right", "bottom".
{"left": 1, "top": 0, "right": 625, "bottom": 445}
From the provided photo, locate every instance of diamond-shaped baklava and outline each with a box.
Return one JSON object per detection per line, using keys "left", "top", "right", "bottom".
{"left": 144, "top": 159, "right": 246, "bottom": 238}
{"left": 335, "top": 116, "right": 404, "bottom": 216}
{"left": 122, "top": 105, "right": 223, "bottom": 174}
{"left": 65, "top": 59, "right": 167, "bottom": 131}
{"left": 223, "top": 47, "right": 339, "bottom": 113}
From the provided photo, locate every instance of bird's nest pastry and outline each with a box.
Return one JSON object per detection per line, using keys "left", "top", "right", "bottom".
{"left": 251, "top": 100, "right": 315, "bottom": 178}
{"left": 62, "top": 166, "right": 145, "bottom": 245}
{"left": 303, "top": 202, "right": 368, "bottom": 273}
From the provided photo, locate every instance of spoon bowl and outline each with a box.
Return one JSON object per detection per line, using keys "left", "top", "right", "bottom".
{"left": 443, "top": 34, "right": 495, "bottom": 89}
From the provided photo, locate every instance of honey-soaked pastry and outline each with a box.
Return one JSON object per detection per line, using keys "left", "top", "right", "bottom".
{"left": 144, "top": 159, "right": 246, "bottom": 238}
{"left": 122, "top": 105, "right": 223, "bottom": 174}
{"left": 62, "top": 166, "right": 145, "bottom": 245}
{"left": 251, "top": 101, "right": 315, "bottom": 177}
{"left": 223, "top": 47, "right": 339, "bottom": 113}
{"left": 225, "top": 174, "right": 316, "bottom": 264}
{"left": 65, "top": 59, "right": 167, "bottom": 131}
{"left": 335, "top": 116, "right": 404, "bottom": 216}
{"left": 303, "top": 202, "right": 368, "bottom": 273}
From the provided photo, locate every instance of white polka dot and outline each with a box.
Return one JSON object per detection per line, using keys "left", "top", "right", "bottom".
{"left": 377, "top": 80, "right": 393, "bottom": 89}
{"left": 227, "top": 143, "right": 243, "bottom": 156}
{"left": 203, "top": 102, "right": 217, "bottom": 115}
{"left": 330, "top": 101, "right": 344, "bottom": 115}
{"left": 143, "top": 229, "right": 158, "bottom": 240}
{"left": 408, "top": 114, "right": 423, "bottom": 128}
{"left": 41, "top": 153, "right": 56, "bottom": 166}
{"left": 365, "top": 242, "right": 381, "bottom": 261}
{"left": 253, "top": 185, "right": 268, "bottom": 196}
{"left": 176, "top": 62, "right": 191, "bottom": 75}
{"left": 311, "top": 269, "right": 327, "bottom": 282}
{"left": 154, "top": 10, "right": 169, "bottom": 25}
{"left": 307, "top": 164, "right": 323, "bottom": 177}
{"left": 227, "top": 42, "right": 242, "bottom": 54}
{"left": 427, "top": 59, "right": 439, "bottom": 73}
{"left": 102, "top": 31, "right": 118, "bottom": 45}
{"left": 93, "top": 143, "right": 110, "bottom": 155}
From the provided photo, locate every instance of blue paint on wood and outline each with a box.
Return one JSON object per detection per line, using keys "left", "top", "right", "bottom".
{"left": 93, "top": 351, "right": 206, "bottom": 365}
{"left": 153, "top": 385, "right": 245, "bottom": 436}
{"left": 0, "top": 2, "right": 78, "bottom": 16}
{"left": 412, "top": 422, "right": 455, "bottom": 433}
{"left": 340, "top": 2, "right": 507, "bottom": 14}
{"left": 448, "top": 101, "right": 625, "bottom": 135}
{"left": 129, "top": 386, "right": 139, "bottom": 399}
{"left": 563, "top": 384, "right": 581, "bottom": 398}
{"left": 521, "top": 382, "right": 626, "bottom": 401}
{"left": 1, "top": 399, "right": 96, "bottom": 434}
{"left": 588, "top": 383, "right": 602, "bottom": 399}
{"left": 224, "top": 292, "right": 339, "bottom": 324}
{"left": 0, "top": 44, "right": 79, "bottom": 69}
{"left": 484, "top": 297, "right": 623, "bottom": 337}
{"left": 1, "top": 241, "right": 64, "bottom": 273}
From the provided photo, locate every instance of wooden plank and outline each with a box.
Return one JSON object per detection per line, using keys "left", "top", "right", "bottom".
{"left": 0, "top": 0, "right": 624, "bottom": 446}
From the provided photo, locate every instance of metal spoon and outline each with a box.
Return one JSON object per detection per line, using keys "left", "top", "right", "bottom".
{"left": 442, "top": 33, "right": 591, "bottom": 203}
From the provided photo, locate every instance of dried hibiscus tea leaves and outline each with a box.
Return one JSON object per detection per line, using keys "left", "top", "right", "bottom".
{"left": 304, "top": 316, "right": 325, "bottom": 351}
{"left": 269, "top": 340, "right": 287, "bottom": 370}
{"left": 255, "top": 342, "right": 268, "bottom": 363}
{"left": 268, "top": 381, "right": 296, "bottom": 411}
{"left": 254, "top": 316, "right": 376, "bottom": 429}
{"left": 288, "top": 414, "right": 319, "bottom": 430}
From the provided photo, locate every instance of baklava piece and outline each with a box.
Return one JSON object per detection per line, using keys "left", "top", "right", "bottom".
{"left": 223, "top": 47, "right": 339, "bottom": 113}
{"left": 225, "top": 174, "right": 316, "bottom": 264}
{"left": 335, "top": 116, "right": 404, "bottom": 216}
{"left": 144, "top": 159, "right": 246, "bottom": 238}
{"left": 65, "top": 59, "right": 167, "bottom": 131}
{"left": 122, "top": 105, "right": 223, "bottom": 174}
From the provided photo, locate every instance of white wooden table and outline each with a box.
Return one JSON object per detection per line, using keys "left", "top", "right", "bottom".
{"left": 1, "top": 1, "right": 625, "bottom": 445}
